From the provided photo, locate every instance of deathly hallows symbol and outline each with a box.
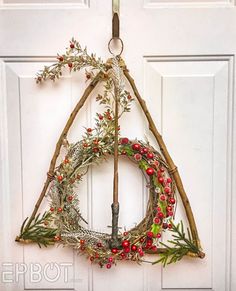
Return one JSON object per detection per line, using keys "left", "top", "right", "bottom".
{"left": 15, "top": 39, "right": 205, "bottom": 268}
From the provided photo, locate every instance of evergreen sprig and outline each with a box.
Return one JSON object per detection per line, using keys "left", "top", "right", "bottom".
{"left": 153, "top": 221, "right": 200, "bottom": 267}
{"left": 17, "top": 212, "right": 57, "bottom": 248}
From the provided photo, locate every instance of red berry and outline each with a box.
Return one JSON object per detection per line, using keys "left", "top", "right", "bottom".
{"left": 147, "top": 231, "right": 154, "bottom": 238}
{"left": 83, "top": 143, "right": 88, "bottom": 148}
{"left": 160, "top": 195, "right": 166, "bottom": 201}
{"left": 80, "top": 239, "right": 85, "bottom": 244}
{"left": 140, "top": 149, "right": 144, "bottom": 155}
{"left": 123, "top": 231, "right": 128, "bottom": 236}
{"left": 158, "top": 177, "right": 164, "bottom": 184}
{"left": 160, "top": 167, "right": 165, "bottom": 172}
{"left": 134, "top": 153, "right": 142, "bottom": 161}
{"left": 58, "top": 207, "right": 63, "bottom": 213}
{"left": 139, "top": 237, "right": 144, "bottom": 243}
{"left": 58, "top": 56, "right": 64, "bottom": 62}
{"left": 54, "top": 236, "right": 61, "bottom": 241}
{"left": 167, "top": 177, "right": 172, "bottom": 183}
{"left": 146, "top": 168, "right": 155, "bottom": 176}
{"left": 64, "top": 158, "right": 69, "bottom": 164}
{"left": 142, "top": 148, "right": 148, "bottom": 154}
{"left": 131, "top": 245, "right": 137, "bottom": 252}
{"left": 50, "top": 207, "right": 54, "bottom": 212}
{"left": 68, "top": 62, "right": 73, "bottom": 68}
{"left": 157, "top": 206, "right": 161, "bottom": 212}
{"left": 162, "top": 223, "right": 168, "bottom": 229}
{"left": 80, "top": 246, "right": 85, "bottom": 251}
{"left": 123, "top": 247, "right": 130, "bottom": 253}
{"left": 146, "top": 152, "right": 154, "bottom": 159}
{"left": 157, "top": 233, "right": 161, "bottom": 238}
{"left": 168, "top": 211, "right": 173, "bottom": 217}
{"left": 168, "top": 223, "right": 172, "bottom": 229}
{"left": 57, "top": 175, "right": 63, "bottom": 182}
{"left": 121, "top": 137, "right": 129, "bottom": 144}
{"left": 127, "top": 95, "right": 132, "bottom": 100}
{"left": 122, "top": 240, "right": 130, "bottom": 248}
{"left": 106, "top": 263, "right": 112, "bottom": 269}
{"left": 169, "top": 197, "right": 176, "bottom": 204}
{"left": 108, "top": 257, "right": 113, "bottom": 263}
{"left": 67, "top": 195, "right": 73, "bottom": 201}
{"left": 158, "top": 212, "right": 164, "bottom": 219}
{"left": 93, "top": 147, "right": 99, "bottom": 153}
{"left": 139, "top": 251, "right": 144, "bottom": 257}
{"left": 120, "top": 252, "right": 126, "bottom": 259}
{"left": 164, "top": 186, "right": 171, "bottom": 194}
{"left": 111, "top": 248, "right": 118, "bottom": 254}
{"left": 132, "top": 143, "right": 141, "bottom": 151}
{"left": 151, "top": 246, "right": 157, "bottom": 251}
{"left": 98, "top": 114, "right": 103, "bottom": 120}
{"left": 97, "top": 242, "right": 102, "bottom": 247}
{"left": 87, "top": 128, "right": 92, "bottom": 133}
{"left": 146, "top": 240, "right": 153, "bottom": 247}
{"left": 70, "top": 43, "right": 75, "bottom": 49}
{"left": 167, "top": 206, "right": 172, "bottom": 212}
{"left": 154, "top": 217, "right": 161, "bottom": 224}
{"left": 90, "top": 256, "right": 94, "bottom": 262}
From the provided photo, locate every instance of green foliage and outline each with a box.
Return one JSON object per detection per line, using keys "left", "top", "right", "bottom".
{"left": 153, "top": 221, "right": 200, "bottom": 267}
{"left": 18, "top": 212, "right": 57, "bottom": 248}
{"left": 151, "top": 223, "right": 160, "bottom": 235}
{"left": 138, "top": 160, "right": 149, "bottom": 170}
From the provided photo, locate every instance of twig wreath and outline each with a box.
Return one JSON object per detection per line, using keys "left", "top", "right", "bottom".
{"left": 16, "top": 38, "right": 205, "bottom": 268}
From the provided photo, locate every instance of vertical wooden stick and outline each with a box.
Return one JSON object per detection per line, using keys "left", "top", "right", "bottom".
{"left": 110, "top": 86, "right": 120, "bottom": 248}
{"left": 124, "top": 68, "right": 202, "bottom": 249}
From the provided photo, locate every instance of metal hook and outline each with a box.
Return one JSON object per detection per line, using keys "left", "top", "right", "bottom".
{"left": 112, "top": 0, "right": 119, "bottom": 38}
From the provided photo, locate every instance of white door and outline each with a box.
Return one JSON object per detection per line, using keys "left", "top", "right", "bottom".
{"left": 0, "top": 1, "right": 235, "bottom": 291}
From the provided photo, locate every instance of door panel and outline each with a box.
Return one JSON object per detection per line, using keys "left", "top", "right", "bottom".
{"left": 0, "top": 1, "right": 235, "bottom": 291}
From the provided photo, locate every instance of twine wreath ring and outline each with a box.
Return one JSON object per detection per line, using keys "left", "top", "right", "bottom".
{"left": 49, "top": 137, "right": 175, "bottom": 266}
{"left": 16, "top": 38, "right": 205, "bottom": 269}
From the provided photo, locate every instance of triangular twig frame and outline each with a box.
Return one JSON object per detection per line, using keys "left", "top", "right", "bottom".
{"left": 15, "top": 57, "right": 205, "bottom": 261}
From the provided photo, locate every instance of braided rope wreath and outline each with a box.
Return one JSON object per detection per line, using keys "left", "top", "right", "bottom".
{"left": 48, "top": 135, "right": 176, "bottom": 268}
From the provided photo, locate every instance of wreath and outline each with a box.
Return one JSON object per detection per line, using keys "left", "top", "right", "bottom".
{"left": 16, "top": 38, "right": 205, "bottom": 268}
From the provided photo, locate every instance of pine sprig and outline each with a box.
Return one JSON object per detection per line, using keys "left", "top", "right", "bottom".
{"left": 153, "top": 221, "right": 200, "bottom": 267}
{"left": 17, "top": 212, "right": 57, "bottom": 248}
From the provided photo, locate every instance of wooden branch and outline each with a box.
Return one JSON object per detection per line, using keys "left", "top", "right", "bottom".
{"left": 113, "top": 88, "right": 119, "bottom": 205}
{"left": 23, "top": 72, "right": 102, "bottom": 231}
{"left": 123, "top": 68, "right": 203, "bottom": 252}
{"left": 110, "top": 85, "right": 120, "bottom": 248}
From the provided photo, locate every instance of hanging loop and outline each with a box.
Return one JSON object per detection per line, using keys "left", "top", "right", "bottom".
{"left": 108, "top": 37, "right": 124, "bottom": 57}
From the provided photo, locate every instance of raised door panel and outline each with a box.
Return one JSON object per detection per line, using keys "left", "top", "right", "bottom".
{"left": 144, "top": 55, "right": 233, "bottom": 290}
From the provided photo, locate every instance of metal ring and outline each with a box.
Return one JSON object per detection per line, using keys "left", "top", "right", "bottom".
{"left": 108, "top": 37, "right": 124, "bottom": 57}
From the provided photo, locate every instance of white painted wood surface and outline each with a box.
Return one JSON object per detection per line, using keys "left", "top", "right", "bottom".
{"left": 0, "top": 1, "right": 235, "bottom": 291}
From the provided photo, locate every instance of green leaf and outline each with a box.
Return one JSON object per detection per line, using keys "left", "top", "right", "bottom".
{"left": 151, "top": 223, "right": 160, "bottom": 235}
{"left": 138, "top": 160, "right": 149, "bottom": 170}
